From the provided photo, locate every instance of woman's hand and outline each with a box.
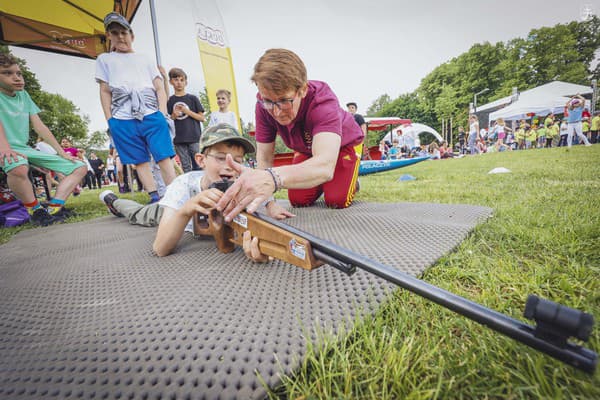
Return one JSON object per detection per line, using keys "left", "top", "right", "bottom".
{"left": 216, "top": 155, "right": 276, "bottom": 221}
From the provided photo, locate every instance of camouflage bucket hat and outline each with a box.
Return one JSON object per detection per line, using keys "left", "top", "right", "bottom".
{"left": 199, "top": 123, "right": 256, "bottom": 154}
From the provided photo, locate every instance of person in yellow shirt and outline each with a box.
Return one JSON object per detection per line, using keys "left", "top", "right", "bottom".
{"left": 548, "top": 120, "right": 560, "bottom": 148}
{"left": 526, "top": 125, "right": 537, "bottom": 149}
{"left": 590, "top": 111, "right": 599, "bottom": 144}
{"left": 582, "top": 117, "right": 590, "bottom": 142}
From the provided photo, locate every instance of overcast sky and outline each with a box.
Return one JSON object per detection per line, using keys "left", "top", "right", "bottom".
{"left": 10, "top": 0, "right": 597, "bottom": 134}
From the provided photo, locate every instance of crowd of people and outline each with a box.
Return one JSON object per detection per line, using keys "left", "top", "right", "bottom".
{"left": 456, "top": 97, "right": 596, "bottom": 156}
{"left": 379, "top": 98, "right": 598, "bottom": 161}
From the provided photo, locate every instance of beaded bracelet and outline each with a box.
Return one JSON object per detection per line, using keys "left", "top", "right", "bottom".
{"left": 265, "top": 168, "right": 282, "bottom": 192}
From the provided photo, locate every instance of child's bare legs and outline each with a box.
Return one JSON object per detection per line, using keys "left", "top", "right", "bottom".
{"left": 116, "top": 158, "right": 124, "bottom": 187}
{"left": 54, "top": 165, "right": 87, "bottom": 201}
{"left": 157, "top": 157, "right": 176, "bottom": 185}
{"left": 134, "top": 162, "right": 157, "bottom": 192}
{"left": 6, "top": 165, "right": 36, "bottom": 203}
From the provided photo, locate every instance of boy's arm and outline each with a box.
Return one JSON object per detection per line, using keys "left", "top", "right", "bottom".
{"left": 99, "top": 81, "right": 112, "bottom": 121}
{"left": 0, "top": 122, "right": 25, "bottom": 165}
{"left": 153, "top": 188, "right": 223, "bottom": 256}
{"left": 153, "top": 207, "right": 188, "bottom": 256}
{"left": 29, "top": 114, "right": 76, "bottom": 161}
{"left": 181, "top": 107, "right": 205, "bottom": 122}
{"left": 158, "top": 66, "right": 169, "bottom": 97}
{"left": 153, "top": 77, "right": 168, "bottom": 115}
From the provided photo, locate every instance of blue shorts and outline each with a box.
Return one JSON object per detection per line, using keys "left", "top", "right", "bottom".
{"left": 108, "top": 111, "right": 175, "bottom": 165}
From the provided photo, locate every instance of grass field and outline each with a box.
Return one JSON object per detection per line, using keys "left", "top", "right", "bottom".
{"left": 1, "top": 145, "right": 599, "bottom": 398}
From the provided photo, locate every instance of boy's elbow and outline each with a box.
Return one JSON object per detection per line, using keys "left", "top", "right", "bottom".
{"left": 152, "top": 242, "right": 170, "bottom": 257}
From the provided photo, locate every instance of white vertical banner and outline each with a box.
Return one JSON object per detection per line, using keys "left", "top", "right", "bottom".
{"left": 190, "top": 0, "right": 241, "bottom": 131}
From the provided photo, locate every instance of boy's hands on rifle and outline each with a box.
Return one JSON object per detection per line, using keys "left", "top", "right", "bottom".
{"left": 242, "top": 231, "right": 272, "bottom": 263}
{"left": 180, "top": 188, "right": 223, "bottom": 218}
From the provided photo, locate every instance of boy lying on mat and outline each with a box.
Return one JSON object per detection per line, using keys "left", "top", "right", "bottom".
{"left": 99, "top": 123, "right": 291, "bottom": 258}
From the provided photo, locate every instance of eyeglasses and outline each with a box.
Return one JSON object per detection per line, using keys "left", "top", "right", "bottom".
{"left": 206, "top": 153, "right": 244, "bottom": 164}
{"left": 257, "top": 94, "right": 297, "bottom": 112}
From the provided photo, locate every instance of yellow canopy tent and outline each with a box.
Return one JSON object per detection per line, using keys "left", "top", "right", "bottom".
{"left": 0, "top": 0, "right": 141, "bottom": 59}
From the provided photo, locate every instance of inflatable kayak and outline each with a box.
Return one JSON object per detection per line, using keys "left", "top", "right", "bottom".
{"left": 358, "top": 156, "right": 429, "bottom": 176}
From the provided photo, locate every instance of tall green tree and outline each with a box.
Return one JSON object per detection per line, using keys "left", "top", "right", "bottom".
{"left": 366, "top": 94, "right": 392, "bottom": 117}
{"left": 368, "top": 17, "right": 600, "bottom": 145}
{"left": 34, "top": 92, "right": 89, "bottom": 144}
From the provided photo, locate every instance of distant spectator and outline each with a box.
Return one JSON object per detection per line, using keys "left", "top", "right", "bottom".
{"left": 557, "top": 118, "right": 568, "bottom": 147}
{"left": 565, "top": 95, "right": 591, "bottom": 147}
{"left": 457, "top": 126, "right": 466, "bottom": 154}
{"left": 347, "top": 102, "right": 369, "bottom": 160}
{"left": 591, "top": 111, "right": 600, "bottom": 144}
{"left": 468, "top": 115, "right": 479, "bottom": 155}
{"left": 167, "top": 67, "right": 205, "bottom": 173}
{"left": 379, "top": 139, "right": 389, "bottom": 159}
{"left": 388, "top": 139, "right": 400, "bottom": 159}
{"left": 88, "top": 152, "right": 105, "bottom": 189}
{"left": 429, "top": 141, "right": 441, "bottom": 159}
{"left": 208, "top": 89, "right": 238, "bottom": 128}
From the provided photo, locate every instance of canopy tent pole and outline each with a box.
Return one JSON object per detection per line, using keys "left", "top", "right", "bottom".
{"left": 149, "top": 0, "right": 162, "bottom": 65}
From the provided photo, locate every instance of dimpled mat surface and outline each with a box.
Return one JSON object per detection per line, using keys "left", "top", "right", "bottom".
{"left": 0, "top": 201, "right": 492, "bottom": 399}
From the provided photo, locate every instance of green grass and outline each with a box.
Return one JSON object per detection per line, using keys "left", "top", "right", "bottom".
{"left": 2, "top": 146, "right": 599, "bottom": 398}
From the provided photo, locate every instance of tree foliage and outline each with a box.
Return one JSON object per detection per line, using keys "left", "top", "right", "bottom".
{"left": 365, "top": 94, "right": 392, "bottom": 117}
{"left": 367, "top": 17, "right": 600, "bottom": 144}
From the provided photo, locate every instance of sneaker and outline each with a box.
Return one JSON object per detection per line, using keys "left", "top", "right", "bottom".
{"left": 51, "top": 207, "right": 77, "bottom": 219}
{"left": 99, "top": 190, "right": 123, "bottom": 217}
{"left": 30, "top": 208, "right": 61, "bottom": 227}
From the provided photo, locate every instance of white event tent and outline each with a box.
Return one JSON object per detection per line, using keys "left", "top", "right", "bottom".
{"left": 383, "top": 123, "right": 443, "bottom": 148}
{"left": 488, "top": 81, "right": 592, "bottom": 122}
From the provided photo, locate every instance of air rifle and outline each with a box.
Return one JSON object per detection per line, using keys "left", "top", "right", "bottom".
{"left": 194, "top": 181, "right": 597, "bottom": 373}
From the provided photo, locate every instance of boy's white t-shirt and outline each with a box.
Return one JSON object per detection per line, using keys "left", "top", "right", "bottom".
{"left": 158, "top": 171, "right": 204, "bottom": 232}
{"left": 208, "top": 111, "right": 237, "bottom": 128}
{"left": 95, "top": 52, "right": 161, "bottom": 120}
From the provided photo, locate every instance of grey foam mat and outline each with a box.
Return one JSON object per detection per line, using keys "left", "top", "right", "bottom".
{"left": 0, "top": 201, "right": 492, "bottom": 399}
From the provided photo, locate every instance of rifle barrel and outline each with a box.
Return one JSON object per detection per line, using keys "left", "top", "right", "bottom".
{"left": 254, "top": 212, "right": 597, "bottom": 373}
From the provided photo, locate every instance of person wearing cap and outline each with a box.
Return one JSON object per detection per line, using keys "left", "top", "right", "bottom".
{"left": 95, "top": 12, "right": 176, "bottom": 205}
{"left": 98, "top": 123, "right": 288, "bottom": 257}
{"left": 565, "top": 94, "right": 592, "bottom": 147}
{"left": 216, "top": 48, "right": 365, "bottom": 223}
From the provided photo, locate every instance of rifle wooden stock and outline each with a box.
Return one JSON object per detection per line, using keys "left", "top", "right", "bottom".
{"left": 193, "top": 209, "right": 597, "bottom": 373}
{"left": 193, "top": 210, "right": 323, "bottom": 270}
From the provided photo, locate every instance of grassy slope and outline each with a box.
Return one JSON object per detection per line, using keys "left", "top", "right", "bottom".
{"left": 2, "top": 146, "right": 598, "bottom": 398}
{"left": 275, "top": 146, "right": 599, "bottom": 399}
